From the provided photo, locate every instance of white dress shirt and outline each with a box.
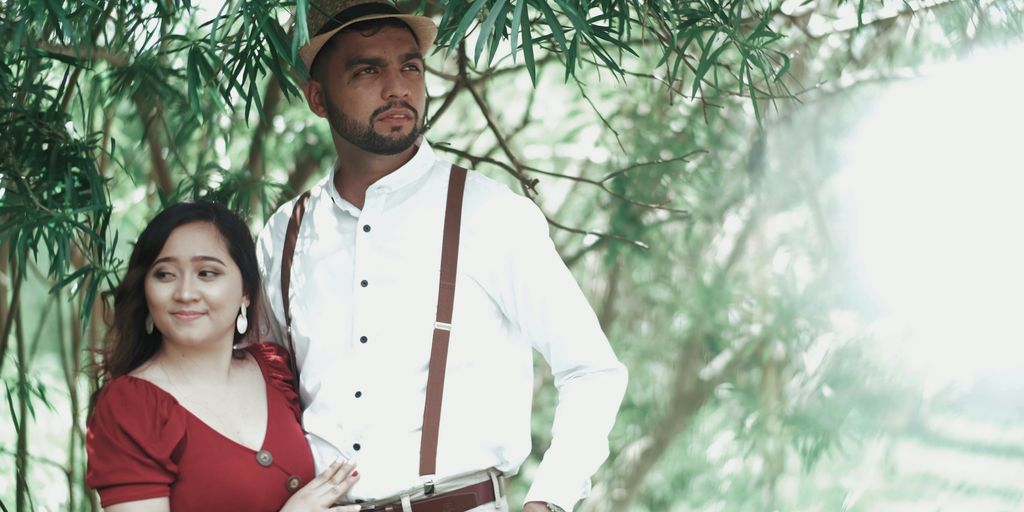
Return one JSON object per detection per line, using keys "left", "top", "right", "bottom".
{"left": 256, "top": 142, "right": 627, "bottom": 510}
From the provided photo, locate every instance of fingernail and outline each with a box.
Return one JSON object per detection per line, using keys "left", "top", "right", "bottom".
{"left": 351, "top": 470, "right": 359, "bottom": 477}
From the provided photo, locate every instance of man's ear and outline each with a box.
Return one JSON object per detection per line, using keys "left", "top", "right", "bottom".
{"left": 303, "top": 79, "right": 328, "bottom": 118}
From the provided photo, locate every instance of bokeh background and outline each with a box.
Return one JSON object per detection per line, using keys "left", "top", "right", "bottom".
{"left": 2, "top": 0, "right": 1023, "bottom": 510}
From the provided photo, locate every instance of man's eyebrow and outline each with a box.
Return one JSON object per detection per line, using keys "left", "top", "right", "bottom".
{"left": 400, "top": 51, "right": 424, "bottom": 63}
{"left": 152, "top": 255, "right": 227, "bottom": 266}
{"left": 345, "top": 56, "right": 388, "bottom": 70}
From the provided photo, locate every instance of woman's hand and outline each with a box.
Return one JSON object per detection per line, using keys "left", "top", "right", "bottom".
{"left": 280, "top": 459, "right": 362, "bottom": 512}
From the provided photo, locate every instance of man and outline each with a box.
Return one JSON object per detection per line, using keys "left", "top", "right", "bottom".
{"left": 256, "top": 1, "right": 627, "bottom": 510}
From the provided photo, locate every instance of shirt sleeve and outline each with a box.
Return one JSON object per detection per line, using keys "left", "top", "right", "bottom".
{"left": 494, "top": 194, "right": 629, "bottom": 511}
{"left": 256, "top": 208, "right": 289, "bottom": 346}
{"left": 85, "top": 379, "right": 187, "bottom": 507}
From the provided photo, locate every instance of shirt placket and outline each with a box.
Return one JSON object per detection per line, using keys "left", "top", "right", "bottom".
{"left": 347, "top": 184, "right": 388, "bottom": 459}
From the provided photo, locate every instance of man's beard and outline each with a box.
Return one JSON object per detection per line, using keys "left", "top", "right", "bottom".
{"left": 325, "top": 99, "right": 422, "bottom": 156}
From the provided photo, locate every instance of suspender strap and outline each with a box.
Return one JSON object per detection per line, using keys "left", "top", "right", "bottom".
{"left": 281, "top": 190, "right": 311, "bottom": 395}
{"left": 419, "top": 164, "right": 468, "bottom": 490}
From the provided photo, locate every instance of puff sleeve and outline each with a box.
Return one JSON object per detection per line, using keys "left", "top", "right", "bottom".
{"left": 247, "top": 342, "right": 303, "bottom": 423}
{"left": 86, "top": 378, "right": 188, "bottom": 507}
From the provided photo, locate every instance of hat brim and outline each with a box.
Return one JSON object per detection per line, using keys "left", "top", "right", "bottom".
{"left": 299, "top": 14, "right": 437, "bottom": 78}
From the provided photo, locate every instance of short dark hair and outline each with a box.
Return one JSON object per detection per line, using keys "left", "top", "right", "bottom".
{"left": 310, "top": 17, "right": 419, "bottom": 83}
{"left": 98, "top": 201, "right": 261, "bottom": 380}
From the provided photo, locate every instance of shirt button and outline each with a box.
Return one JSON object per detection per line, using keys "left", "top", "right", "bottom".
{"left": 256, "top": 450, "right": 273, "bottom": 467}
{"left": 353, "top": 443, "right": 361, "bottom": 451}
{"left": 285, "top": 476, "right": 301, "bottom": 492}
{"left": 359, "top": 336, "right": 368, "bottom": 343}
{"left": 362, "top": 224, "right": 371, "bottom": 232}
{"left": 354, "top": 391, "right": 362, "bottom": 398}
{"left": 360, "top": 280, "right": 368, "bottom": 287}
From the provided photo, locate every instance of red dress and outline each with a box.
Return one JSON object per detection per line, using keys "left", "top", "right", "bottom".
{"left": 86, "top": 343, "right": 314, "bottom": 511}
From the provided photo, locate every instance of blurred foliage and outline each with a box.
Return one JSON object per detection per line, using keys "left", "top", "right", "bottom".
{"left": 3, "top": 0, "right": 1024, "bottom": 510}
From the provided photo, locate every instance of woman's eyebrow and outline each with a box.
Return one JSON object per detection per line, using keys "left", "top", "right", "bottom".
{"left": 152, "top": 255, "right": 226, "bottom": 265}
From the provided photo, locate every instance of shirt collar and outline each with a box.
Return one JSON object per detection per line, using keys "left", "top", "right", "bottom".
{"left": 323, "top": 141, "right": 438, "bottom": 215}
{"left": 366, "top": 140, "right": 437, "bottom": 194}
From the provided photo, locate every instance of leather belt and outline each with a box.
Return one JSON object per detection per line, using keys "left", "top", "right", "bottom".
{"left": 360, "top": 479, "right": 496, "bottom": 512}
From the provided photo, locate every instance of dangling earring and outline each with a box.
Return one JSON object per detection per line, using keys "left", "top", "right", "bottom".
{"left": 145, "top": 314, "right": 154, "bottom": 335}
{"left": 236, "top": 305, "right": 248, "bottom": 334}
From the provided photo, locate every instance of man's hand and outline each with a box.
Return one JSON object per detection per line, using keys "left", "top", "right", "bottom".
{"left": 524, "top": 502, "right": 564, "bottom": 512}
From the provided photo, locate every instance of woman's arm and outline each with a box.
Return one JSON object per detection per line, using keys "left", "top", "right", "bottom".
{"left": 104, "top": 497, "right": 170, "bottom": 512}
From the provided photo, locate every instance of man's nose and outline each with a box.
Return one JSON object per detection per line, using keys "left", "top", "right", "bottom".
{"left": 381, "top": 67, "right": 411, "bottom": 99}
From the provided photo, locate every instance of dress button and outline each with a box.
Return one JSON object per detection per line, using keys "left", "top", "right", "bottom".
{"left": 286, "top": 476, "right": 301, "bottom": 492}
{"left": 353, "top": 443, "right": 361, "bottom": 451}
{"left": 354, "top": 391, "right": 362, "bottom": 398}
{"left": 362, "top": 224, "right": 371, "bottom": 232}
{"left": 360, "top": 280, "right": 368, "bottom": 287}
{"left": 359, "top": 336, "right": 368, "bottom": 343}
{"left": 256, "top": 450, "right": 273, "bottom": 467}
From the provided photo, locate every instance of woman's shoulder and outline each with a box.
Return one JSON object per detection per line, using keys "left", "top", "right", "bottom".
{"left": 242, "top": 342, "right": 295, "bottom": 375}
{"left": 90, "top": 376, "right": 187, "bottom": 441}
{"left": 88, "top": 376, "right": 188, "bottom": 476}
{"left": 95, "top": 374, "right": 178, "bottom": 410}
{"left": 242, "top": 342, "right": 302, "bottom": 419}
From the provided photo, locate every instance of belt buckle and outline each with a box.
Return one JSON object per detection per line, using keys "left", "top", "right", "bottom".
{"left": 421, "top": 474, "right": 436, "bottom": 495}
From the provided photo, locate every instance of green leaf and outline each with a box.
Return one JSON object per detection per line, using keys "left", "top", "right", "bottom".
{"left": 774, "top": 52, "right": 791, "bottom": 82}
{"left": 451, "top": 0, "right": 491, "bottom": 51}
{"left": 43, "top": 0, "right": 78, "bottom": 44}
{"left": 186, "top": 47, "right": 202, "bottom": 120}
{"left": 533, "top": 0, "right": 568, "bottom": 52}
{"left": 551, "top": 0, "right": 590, "bottom": 34}
{"left": 564, "top": 34, "right": 578, "bottom": 81}
{"left": 691, "top": 33, "right": 721, "bottom": 98}
{"left": 476, "top": 0, "right": 511, "bottom": 64}
{"left": 293, "top": 0, "right": 310, "bottom": 61}
{"left": 521, "top": 10, "right": 537, "bottom": 84}
{"left": 510, "top": 0, "right": 527, "bottom": 62}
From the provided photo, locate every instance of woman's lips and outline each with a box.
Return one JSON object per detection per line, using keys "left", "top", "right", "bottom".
{"left": 171, "top": 311, "right": 205, "bottom": 320}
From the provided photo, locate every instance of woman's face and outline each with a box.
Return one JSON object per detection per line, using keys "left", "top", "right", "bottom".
{"left": 144, "top": 222, "right": 247, "bottom": 350}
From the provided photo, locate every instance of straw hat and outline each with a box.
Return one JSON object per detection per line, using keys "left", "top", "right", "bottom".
{"left": 299, "top": 0, "right": 438, "bottom": 74}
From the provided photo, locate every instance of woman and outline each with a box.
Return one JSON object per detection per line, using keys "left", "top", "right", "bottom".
{"left": 87, "top": 201, "right": 360, "bottom": 512}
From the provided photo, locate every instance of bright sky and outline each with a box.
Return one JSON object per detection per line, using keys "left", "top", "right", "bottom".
{"left": 840, "top": 43, "right": 1024, "bottom": 387}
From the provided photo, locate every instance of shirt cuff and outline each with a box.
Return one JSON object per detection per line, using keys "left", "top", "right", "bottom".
{"left": 524, "top": 472, "right": 590, "bottom": 512}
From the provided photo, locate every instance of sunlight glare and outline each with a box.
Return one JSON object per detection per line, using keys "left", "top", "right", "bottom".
{"left": 840, "top": 43, "right": 1024, "bottom": 385}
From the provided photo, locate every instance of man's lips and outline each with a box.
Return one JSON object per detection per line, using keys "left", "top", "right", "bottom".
{"left": 375, "top": 109, "right": 414, "bottom": 122}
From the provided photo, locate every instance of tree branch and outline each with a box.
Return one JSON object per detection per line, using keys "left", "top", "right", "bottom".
{"left": 132, "top": 94, "right": 174, "bottom": 196}
{"left": 458, "top": 43, "right": 538, "bottom": 198}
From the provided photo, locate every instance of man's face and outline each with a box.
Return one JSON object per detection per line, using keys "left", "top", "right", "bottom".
{"left": 311, "top": 25, "right": 426, "bottom": 155}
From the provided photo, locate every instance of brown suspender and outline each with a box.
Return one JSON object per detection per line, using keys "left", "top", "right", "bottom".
{"left": 280, "top": 165, "right": 467, "bottom": 494}
{"left": 281, "top": 189, "right": 312, "bottom": 394}
{"left": 419, "top": 164, "right": 467, "bottom": 492}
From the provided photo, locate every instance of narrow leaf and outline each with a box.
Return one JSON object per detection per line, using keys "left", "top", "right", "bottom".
{"left": 510, "top": 0, "right": 527, "bottom": 62}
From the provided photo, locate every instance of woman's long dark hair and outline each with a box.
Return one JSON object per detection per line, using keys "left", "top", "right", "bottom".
{"left": 99, "top": 201, "right": 261, "bottom": 381}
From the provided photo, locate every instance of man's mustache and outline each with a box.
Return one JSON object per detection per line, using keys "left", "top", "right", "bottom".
{"left": 371, "top": 102, "right": 418, "bottom": 120}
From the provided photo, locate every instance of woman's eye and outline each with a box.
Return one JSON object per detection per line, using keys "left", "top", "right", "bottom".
{"left": 198, "top": 270, "right": 220, "bottom": 278}
{"left": 153, "top": 270, "right": 173, "bottom": 280}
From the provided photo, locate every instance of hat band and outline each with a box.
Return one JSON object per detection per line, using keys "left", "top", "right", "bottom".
{"left": 315, "top": 3, "right": 402, "bottom": 36}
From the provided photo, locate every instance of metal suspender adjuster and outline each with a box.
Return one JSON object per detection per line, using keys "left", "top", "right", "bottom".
{"left": 433, "top": 321, "right": 452, "bottom": 331}
{"left": 422, "top": 474, "right": 436, "bottom": 495}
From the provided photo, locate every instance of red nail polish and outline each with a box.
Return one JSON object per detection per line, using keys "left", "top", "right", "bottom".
{"left": 351, "top": 470, "right": 359, "bottom": 477}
